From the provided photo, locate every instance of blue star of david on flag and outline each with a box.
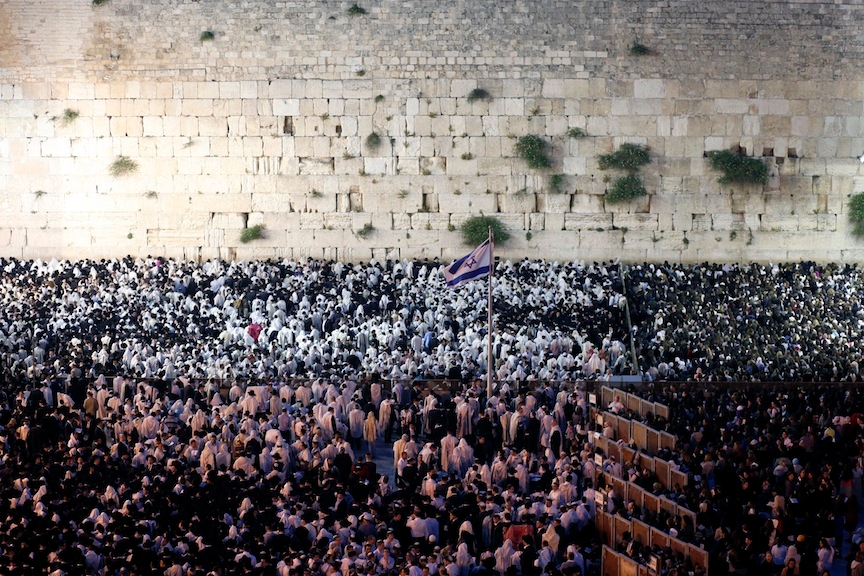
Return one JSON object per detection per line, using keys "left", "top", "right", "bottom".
{"left": 444, "top": 238, "right": 492, "bottom": 287}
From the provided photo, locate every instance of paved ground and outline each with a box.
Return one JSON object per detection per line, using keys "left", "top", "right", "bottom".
{"left": 369, "top": 437, "right": 396, "bottom": 483}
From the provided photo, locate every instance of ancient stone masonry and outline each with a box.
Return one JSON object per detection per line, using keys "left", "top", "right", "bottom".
{"left": 0, "top": 0, "right": 862, "bottom": 262}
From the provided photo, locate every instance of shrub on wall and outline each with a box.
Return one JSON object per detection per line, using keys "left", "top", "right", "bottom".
{"left": 708, "top": 150, "right": 769, "bottom": 184}
{"left": 515, "top": 135, "right": 551, "bottom": 169}
{"left": 460, "top": 215, "right": 510, "bottom": 246}
{"left": 356, "top": 223, "right": 374, "bottom": 238}
{"left": 240, "top": 224, "right": 265, "bottom": 243}
{"left": 598, "top": 143, "right": 651, "bottom": 171}
{"left": 606, "top": 175, "right": 647, "bottom": 204}
{"left": 598, "top": 143, "right": 650, "bottom": 203}
{"left": 630, "top": 42, "right": 651, "bottom": 56}
{"left": 549, "top": 174, "right": 565, "bottom": 194}
{"left": 849, "top": 194, "right": 864, "bottom": 236}
{"left": 365, "top": 132, "right": 381, "bottom": 151}
{"left": 467, "top": 88, "right": 491, "bottom": 102}
{"left": 109, "top": 156, "right": 138, "bottom": 176}
{"left": 61, "top": 109, "right": 79, "bottom": 126}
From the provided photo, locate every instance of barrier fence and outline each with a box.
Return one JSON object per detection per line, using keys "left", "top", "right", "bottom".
{"left": 597, "top": 510, "right": 708, "bottom": 575}
{"left": 599, "top": 385, "right": 670, "bottom": 422}
{"left": 592, "top": 435, "right": 688, "bottom": 492}
{"left": 594, "top": 469, "right": 697, "bottom": 531}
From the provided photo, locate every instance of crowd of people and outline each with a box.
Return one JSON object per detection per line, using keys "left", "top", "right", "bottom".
{"left": 602, "top": 384, "right": 864, "bottom": 576}
{"left": 0, "top": 255, "right": 863, "bottom": 576}
{"left": 628, "top": 261, "right": 864, "bottom": 383}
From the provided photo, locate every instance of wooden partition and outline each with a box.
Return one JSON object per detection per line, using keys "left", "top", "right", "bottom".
{"left": 602, "top": 547, "right": 654, "bottom": 576}
{"left": 598, "top": 472, "right": 698, "bottom": 534}
{"left": 600, "top": 386, "right": 671, "bottom": 423}
{"left": 671, "top": 469, "right": 688, "bottom": 490}
{"left": 632, "top": 518, "right": 651, "bottom": 546}
{"left": 660, "top": 431, "right": 677, "bottom": 451}
{"left": 632, "top": 422, "right": 648, "bottom": 450}
{"left": 617, "top": 417, "right": 633, "bottom": 444}
{"left": 596, "top": 513, "right": 710, "bottom": 575}
{"left": 646, "top": 428, "right": 660, "bottom": 454}
{"left": 593, "top": 436, "right": 687, "bottom": 491}
{"left": 595, "top": 403, "right": 676, "bottom": 458}
{"left": 602, "top": 546, "right": 620, "bottom": 576}
{"left": 655, "top": 459, "right": 671, "bottom": 488}
{"left": 643, "top": 492, "right": 660, "bottom": 515}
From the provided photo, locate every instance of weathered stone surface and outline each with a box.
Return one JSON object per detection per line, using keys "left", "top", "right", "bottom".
{"left": 0, "top": 1, "right": 862, "bottom": 262}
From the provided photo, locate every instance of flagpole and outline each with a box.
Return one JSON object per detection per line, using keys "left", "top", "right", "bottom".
{"left": 487, "top": 226, "right": 494, "bottom": 401}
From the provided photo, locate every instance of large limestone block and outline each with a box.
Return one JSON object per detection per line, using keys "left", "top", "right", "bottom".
{"left": 199, "top": 117, "right": 228, "bottom": 137}
{"left": 564, "top": 214, "right": 613, "bottom": 231}
{"left": 538, "top": 193, "right": 572, "bottom": 213}
{"left": 613, "top": 213, "right": 659, "bottom": 231}
{"left": 760, "top": 214, "right": 800, "bottom": 232}
{"left": 711, "top": 213, "right": 747, "bottom": 230}
{"left": 410, "top": 212, "right": 451, "bottom": 231}
{"left": 41, "top": 138, "right": 71, "bottom": 158}
{"left": 446, "top": 157, "right": 477, "bottom": 176}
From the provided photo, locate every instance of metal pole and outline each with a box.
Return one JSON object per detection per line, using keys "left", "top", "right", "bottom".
{"left": 618, "top": 263, "right": 641, "bottom": 377}
{"left": 487, "top": 226, "right": 494, "bottom": 400}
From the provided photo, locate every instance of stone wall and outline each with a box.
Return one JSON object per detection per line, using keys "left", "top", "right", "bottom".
{"left": 1, "top": 0, "right": 863, "bottom": 262}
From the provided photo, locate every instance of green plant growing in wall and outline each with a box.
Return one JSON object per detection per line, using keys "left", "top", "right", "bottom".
{"left": 240, "top": 224, "right": 265, "bottom": 243}
{"left": 630, "top": 41, "right": 651, "bottom": 55}
{"left": 467, "top": 88, "right": 492, "bottom": 102}
{"left": 92, "top": 0, "right": 108, "bottom": 6}
{"left": 374, "top": 94, "right": 385, "bottom": 103}
{"left": 708, "top": 149, "right": 769, "bottom": 185}
{"left": 461, "top": 152, "right": 474, "bottom": 160}
{"left": 549, "top": 174, "right": 565, "bottom": 194}
{"left": 356, "top": 222, "right": 374, "bottom": 238}
{"left": 515, "top": 135, "right": 551, "bottom": 169}
{"left": 460, "top": 215, "right": 510, "bottom": 246}
{"left": 566, "top": 127, "right": 587, "bottom": 139}
{"left": 365, "top": 132, "right": 381, "bottom": 151}
{"left": 109, "top": 156, "right": 138, "bottom": 176}
{"left": 606, "top": 174, "right": 647, "bottom": 204}
{"left": 598, "top": 143, "right": 651, "bottom": 171}
{"left": 34, "top": 190, "right": 47, "bottom": 198}
{"left": 61, "top": 109, "right": 79, "bottom": 126}
{"left": 310, "top": 189, "right": 323, "bottom": 198}
{"left": 347, "top": 4, "right": 367, "bottom": 15}
{"left": 849, "top": 193, "right": 864, "bottom": 236}
{"left": 200, "top": 30, "right": 215, "bottom": 42}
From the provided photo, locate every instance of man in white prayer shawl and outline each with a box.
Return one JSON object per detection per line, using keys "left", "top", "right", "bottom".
{"left": 440, "top": 431, "right": 458, "bottom": 475}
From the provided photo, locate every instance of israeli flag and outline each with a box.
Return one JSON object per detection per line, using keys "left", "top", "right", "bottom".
{"left": 444, "top": 239, "right": 492, "bottom": 287}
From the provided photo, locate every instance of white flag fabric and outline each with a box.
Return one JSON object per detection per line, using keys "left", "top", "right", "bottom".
{"left": 444, "top": 239, "right": 492, "bottom": 287}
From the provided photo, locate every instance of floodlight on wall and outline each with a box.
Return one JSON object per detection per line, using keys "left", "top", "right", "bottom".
{"left": 859, "top": 152, "right": 864, "bottom": 163}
